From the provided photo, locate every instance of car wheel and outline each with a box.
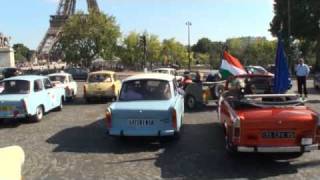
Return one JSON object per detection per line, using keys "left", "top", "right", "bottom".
{"left": 31, "top": 106, "right": 44, "bottom": 122}
{"left": 213, "top": 84, "right": 224, "bottom": 99}
{"left": 85, "top": 98, "right": 92, "bottom": 103}
{"left": 314, "top": 82, "right": 319, "bottom": 90}
{"left": 56, "top": 97, "right": 63, "bottom": 111}
{"left": 185, "top": 95, "right": 196, "bottom": 110}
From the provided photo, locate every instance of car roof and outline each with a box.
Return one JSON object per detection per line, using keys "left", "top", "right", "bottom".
{"left": 4, "top": 75, "right": 46, "bottom": 81}
{"left": 48, "top": 72, "right": 71, "bottom": 76}
{"left": 89, "top": 70, "right": 115, "bottom": 75}
{"left": 123, "top": 73, "right": 175, "bottom": 82}
{"left": 153, "top": 68, "right": 175, "bottom": 71}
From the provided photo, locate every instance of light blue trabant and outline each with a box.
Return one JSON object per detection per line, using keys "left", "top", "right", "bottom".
{"left": 0, "top": 75, "right": 65, "bottom": 122}
{"left": 105, "top": 73, "right": 184, "bottom": 137}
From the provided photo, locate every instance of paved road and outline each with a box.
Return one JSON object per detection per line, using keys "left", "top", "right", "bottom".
{"left": 1, "top": 80, "right": 320, "bottom": 180}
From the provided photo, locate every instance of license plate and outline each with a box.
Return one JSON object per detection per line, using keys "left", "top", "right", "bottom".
{"left": 0, "top": 106, "right": 13, "bottom": 111}
{"left": 262, "top": 131, "right": 295, "bottom": 139}
{"left": 129, "top": 119, "right": 154, "bottom": 127}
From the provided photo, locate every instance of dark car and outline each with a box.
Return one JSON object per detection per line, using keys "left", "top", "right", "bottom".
{"left": 1, "top": 67, "right": 22, "bottom": 79}
{"left": 65, "top": 68, "right": 89, "bottom": 80}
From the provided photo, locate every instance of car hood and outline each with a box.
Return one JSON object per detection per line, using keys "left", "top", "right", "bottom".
{"left": 0, "top": 94, "right": 29, "bottom": 102}
{"left": 110, "top": 100, "right": 175, "bottom": 111}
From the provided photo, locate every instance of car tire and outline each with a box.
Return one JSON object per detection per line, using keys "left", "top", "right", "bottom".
{"left": 225, "top": 135, "right": 237, "bottom": 155}
{"left": 185, "top": 95, "right": 196, "bottom": 110}
{"left": 213, "top": 84, "right": 224, "bottom": 99}
{"left": 85, "top": 98, "right": 92, "bottom": 103}
{"left": 56, "top": 97, "right": 63, "bottom": 111}
{"left": 31, "top": 106, "right": 44, "bottom": 122}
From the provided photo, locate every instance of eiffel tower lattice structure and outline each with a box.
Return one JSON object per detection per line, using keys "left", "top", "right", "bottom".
{"left": 37, "top": 0, "right": 99, "bottom": 60}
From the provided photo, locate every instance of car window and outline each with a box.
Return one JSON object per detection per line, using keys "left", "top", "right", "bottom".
{"left": 1, "top": 80, "right": 30, "bottom": 94}
{"left": 120, "top": 80, "right": 171, "bottom": 101}
{"left": 49, "top": 76, "right": 66, "bottom": 83}
{"left": 34, "top": 79, "right": 43, "bottom": 92}
{"left": 88, "top": 74, "right": 111, "bottom": 83}
{"left": 43, "top": 78, "right": 53, "bottom": 89}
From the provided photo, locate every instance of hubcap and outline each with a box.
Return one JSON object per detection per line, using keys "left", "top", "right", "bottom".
{"left": 188, "top": 97, "right": 195, "bottom": 108}
{"left": 37, "top": 107, "right": 43, "bottom": 119}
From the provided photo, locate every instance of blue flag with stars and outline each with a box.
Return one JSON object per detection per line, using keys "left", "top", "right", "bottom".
{"left": 273, "top": 38, "right": 290, "bottom": 93}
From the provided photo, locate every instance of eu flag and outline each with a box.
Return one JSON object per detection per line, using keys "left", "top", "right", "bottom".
{"left": 273, "top": 38, "right": 290, "bottom": 94}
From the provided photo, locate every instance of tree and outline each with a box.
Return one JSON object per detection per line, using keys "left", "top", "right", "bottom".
{"left": 120, "top": 31, "right": 141, "bottom": 68}
{"left": 13, "top": 43, "right": 31, "bottom": 62}
{"left": 192, "top": 38, "right": 213, "bottom": 53}
{"left": 58, "top": 10, "right": 121, "bottom": 66}
{"left": 161, "top": 38, "right": 188, "bottom": 66}
{"left": 270, "top": 0, "right": 320, "bottom": 70}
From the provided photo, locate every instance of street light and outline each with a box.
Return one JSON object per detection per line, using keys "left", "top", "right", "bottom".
{"left": 186, "top": 21, "right": 192, "bottom": 70}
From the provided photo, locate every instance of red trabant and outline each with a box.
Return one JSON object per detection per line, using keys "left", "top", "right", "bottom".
{"left": 218, "top": 74, "right": 320, "bottom": 155}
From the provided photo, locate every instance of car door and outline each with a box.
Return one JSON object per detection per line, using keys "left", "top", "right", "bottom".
{"left": 31, "top": 79, "right": 46, "bottom": 115}
{"left": 43, "top": 78, "right": 56, "bottom": 110}
{"left": 172, "top": 80, "right": 184, "bottom": 128}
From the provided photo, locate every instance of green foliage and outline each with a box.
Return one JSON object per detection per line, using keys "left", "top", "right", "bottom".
{"left": 270, "top": 0, "right": 320, "bottom": 70}
{"left": 161, "top": 38, "right": 188, "bottom": 66}
{"left": 58, "top": 10, "right": 121, "bottom": 66}
{"left": 13, "top": 43, "right": 31, "bottom": 62}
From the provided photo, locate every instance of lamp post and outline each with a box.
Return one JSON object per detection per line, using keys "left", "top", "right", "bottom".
{"left": 186, "top": 21, "right": 192, "bottom": 70}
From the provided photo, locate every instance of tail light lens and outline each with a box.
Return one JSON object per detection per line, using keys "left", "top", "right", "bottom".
{"left": 172, "top": 109, "right": 177, "bottom": 130}
{"left": 105, "top": 109, "right": 112, "bottom": 128}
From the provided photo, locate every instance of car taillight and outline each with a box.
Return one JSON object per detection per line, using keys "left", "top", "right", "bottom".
{"left": 172, "top": 109, "right": 177, "bottom": 130}
{"left": 105, "top": 109, "right": 112, "bottom": 128}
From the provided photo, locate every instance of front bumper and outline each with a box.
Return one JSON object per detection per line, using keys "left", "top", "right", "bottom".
{"left": 237, "top": 144, "right": 319, "bottom": 153}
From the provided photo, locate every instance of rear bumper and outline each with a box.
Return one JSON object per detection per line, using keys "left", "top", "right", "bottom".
{"left": 85, "top": 91, "right": 116, "bottom": 98}
{"left": 237, "top": 144, "right": 319, "bottom": 153}
{"left": 0, "top": 113, "right": 27, "bottom": 119}
{"left": 108, "top": 129, "right": 175, "bottom": 137}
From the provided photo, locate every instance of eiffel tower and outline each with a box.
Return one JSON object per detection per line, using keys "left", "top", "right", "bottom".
{"left": 37, "top": 0, "right": 99, "bottom": 60}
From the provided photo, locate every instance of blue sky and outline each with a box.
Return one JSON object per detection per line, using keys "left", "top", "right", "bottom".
{"left": 0, "top": 0, "right": 274, "bottom": 50}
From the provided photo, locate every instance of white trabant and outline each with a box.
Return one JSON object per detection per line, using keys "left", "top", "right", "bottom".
{"left": 48, "top": 72, "right": 78, "bottom": 101}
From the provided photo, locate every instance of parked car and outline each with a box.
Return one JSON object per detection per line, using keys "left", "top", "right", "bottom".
{"left": 218, "top": 74, "right": 320, "bottom": 157}
{"left": 65, "top": 68, "right": 89, "bottom": 80}
{"left": 153, "top": 68, "right": 183, "bottom": 81}
{"left": 83, "top": 71, "right": 121, "bottom": 102}
{"left": 314, "top": 72, "right": 320, "bottom": 89}
{"left": 105, "top": 73, "right": 184, "bottom": 138}
{"left": 48, "top": 72, "right": 78, "bottom": 101}
{"left": 0, "top": 75, "right": 65, "bottom": 122}
{"left": 245, "top": 65, "right": 273, "bottom": 76}
{"left": 0, "top": 67, "right": 22, "bottom": 79}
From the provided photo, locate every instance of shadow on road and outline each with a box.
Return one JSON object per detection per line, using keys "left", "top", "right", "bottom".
{"left": 46, "top": 120, "right": 320, "bottom": 179}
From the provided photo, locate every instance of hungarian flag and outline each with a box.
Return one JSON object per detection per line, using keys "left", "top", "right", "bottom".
{"left": 219, "top": 51, "right": 246, "bottom": 79}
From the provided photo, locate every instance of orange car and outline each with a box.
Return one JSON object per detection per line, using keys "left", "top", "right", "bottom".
{"left": 218, "top": 74, "right": 320, "bottom": 156}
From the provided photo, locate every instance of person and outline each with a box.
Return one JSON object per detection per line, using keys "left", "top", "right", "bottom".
{"left": 122, "top": 84, "right": 143, "bottom": 100}
{"left": 194, "top": 71, "right": 201, "bottom": 83}
{"left": 295, "top": 58, "right": 310, "bottom": 97}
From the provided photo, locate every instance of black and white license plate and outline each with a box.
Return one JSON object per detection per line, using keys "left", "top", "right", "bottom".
{"left": 262, "top": 131, "right": 295, "bottom": 139}
{"left": 129, "top": 119, "right": 154, "bottom": 127}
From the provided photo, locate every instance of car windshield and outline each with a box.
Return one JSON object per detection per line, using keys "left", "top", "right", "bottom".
{"left": 88, "top": 74, "right": 111, "bottom": 83}
{"left": 0, "top": 80, "right": 30, "bottom": 94}
{"left": 119, "top": 80, "right": 171, "bottom": 101}
{"left": 49, "top": 76, "right": 66, "bottom": 83}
